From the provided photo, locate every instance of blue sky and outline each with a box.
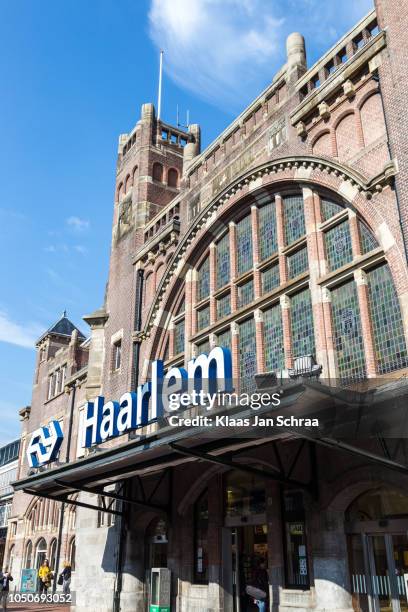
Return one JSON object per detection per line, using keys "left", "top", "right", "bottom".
{"left": 0, "top": 0, "right": 372, "bottom": 444}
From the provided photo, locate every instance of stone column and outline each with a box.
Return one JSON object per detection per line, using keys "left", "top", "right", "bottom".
{"left": 354, "top": 269, "right": 377, "bottom": 377}
{"left": 266, "top": 482, "right": 285, "bottom": 609}
{"left": 310, "top": 508, "right": 354, "bottom": 611}
{"left": 303, "top": 188, "right": 329, "bottom": 375}
{"left": 255, "top": 309, "right": 265, "bottom": 374}
{"left": 251, "top": 205, "right": 262, "bottom": 299}
{"left": 275, "top": 194, "right": 287, "bottom": 284}
{"left": 229, "top": 222, "right": 238, "bottom": 311}
{"left": 184, "top": 268, "right": 194, "bottom": 361}
{"left": 322, "top": 287, "right": 339, "bottom": 379}
{"left": 209, "top": 243, "right": 217, "bottom": 325}
{"left": 280, "top": 295, "right": 293, "bottom": 369}
{"left": 349, "top": 210, "right": 362, "bottom": 258}
{"left": 231, "top": 322, "right": 240, "bottom": 383}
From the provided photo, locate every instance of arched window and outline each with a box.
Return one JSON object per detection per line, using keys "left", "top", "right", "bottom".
{"left": 124, "top": 174, "right": 131, "bottom": 193}
{"left": 69, "top": 537, "right": 76, "bottom": 571}
{"left": 7, "top": 545, "right": 14, "bottom": 573}
{"left": 157, "top": 188, "right": 407, "bottom": 387}
{"left": 167, "top": 168, "right": 178, "bottom": 188}
{"left": 49, "top": 538, "right": 57, "bottom": 571}
{"left": 25, "top": 540, "right": 33, "bottom": 569}
{"left": 35, "top": 538, "right": 47, "bottom": 569}
{"left": 132, "top": 165, "right": 138, "bottom": 186}
{"left": 152, "top": 162, "right": 163, "bottom": 182}
{"left": 117, "top": 182, "right": 124, "bottom": 202}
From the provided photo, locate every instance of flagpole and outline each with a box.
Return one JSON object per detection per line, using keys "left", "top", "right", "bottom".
{"left": 157, "top": 50, "right": 163, "bottom": 120}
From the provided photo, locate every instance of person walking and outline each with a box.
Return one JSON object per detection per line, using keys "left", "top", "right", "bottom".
{"left": 0, "top": 567, "right": 13, "bottom": 611}
{"left": 253, "top": 558, "right": 269, "bottom": 612}
{"left": 59, "top": 562, "right": 71, "bottom": 594}
{"left": 38, "top": 559, "right": 53, "bottom": 594}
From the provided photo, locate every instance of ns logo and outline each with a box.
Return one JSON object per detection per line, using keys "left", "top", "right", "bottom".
{"left": 26, "top": 421, "right": 64, "bottom": 468}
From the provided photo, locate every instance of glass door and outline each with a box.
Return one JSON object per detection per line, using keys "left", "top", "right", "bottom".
{"left": 368, "top": 535, "right": 394, "bottom": 611}
{"left": 391, "top": 535, "right": 408, "bottom": 612}
{"left": 349, "top": 533, "right": 408, "bottom": 612}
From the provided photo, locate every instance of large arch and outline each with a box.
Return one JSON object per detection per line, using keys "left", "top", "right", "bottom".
{"left": 141, "top": 157, "right": 406, "bottom": 387}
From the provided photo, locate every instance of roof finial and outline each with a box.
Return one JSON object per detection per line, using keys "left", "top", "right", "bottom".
{"left": 62, "top": 309, "right": 67, "bottom": 318}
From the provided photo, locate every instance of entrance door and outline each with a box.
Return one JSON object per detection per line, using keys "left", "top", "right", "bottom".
{"left": 349, "top": 533, "right": 408, "bottom": 612}
{"left": 231, "top": 524, "right": 268, "bottom": 612}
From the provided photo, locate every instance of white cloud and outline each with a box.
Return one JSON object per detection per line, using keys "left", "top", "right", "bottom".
{"left": 66, "top": 216, "right": 90, "bottom": 232}
{"left": 148, "top": 0, "right": 372, "bottom": 110}
{"left": 74, "top": 245, "right": 87, "bottom": 254}
{"left": 0, "top": 311, "right": 43, "bottom": 349}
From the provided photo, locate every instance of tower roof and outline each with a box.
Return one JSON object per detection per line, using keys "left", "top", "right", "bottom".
{"left": 36, "top": 310, "right": 85, "bottom": 345}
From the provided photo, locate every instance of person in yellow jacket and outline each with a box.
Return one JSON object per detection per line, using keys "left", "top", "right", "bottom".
{"left": 38, "top": 559, "right": 53, "bottom": 594}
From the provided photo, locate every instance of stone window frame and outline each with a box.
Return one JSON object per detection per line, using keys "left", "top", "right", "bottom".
{"left": 111, "top": 329, "right": 124, "bottom": 373}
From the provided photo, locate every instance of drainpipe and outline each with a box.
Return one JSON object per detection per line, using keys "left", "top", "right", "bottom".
{"left": 53, "top": 382, "right": 77, "bottom": 592}
{"left": 132, "top": 268, "right": 145, "bottom": 392}
{"left": 372, "top": 72, "right": 408, "bottom": 265}
{"left": 113, "top": 268, "right": 144, "bottom": 612}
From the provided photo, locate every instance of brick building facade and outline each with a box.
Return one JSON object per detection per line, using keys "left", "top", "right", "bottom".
{"left": 7, "top": 3, "right": 408, "bottom": 611}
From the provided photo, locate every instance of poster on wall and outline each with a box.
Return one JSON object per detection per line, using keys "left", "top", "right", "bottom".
{"left": 21, "top": 569, "right": 37, "bottom": 593}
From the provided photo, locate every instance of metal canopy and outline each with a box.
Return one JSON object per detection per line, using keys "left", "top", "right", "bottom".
{"left": 14, "top": 378, "right": 408, "bottom": 514}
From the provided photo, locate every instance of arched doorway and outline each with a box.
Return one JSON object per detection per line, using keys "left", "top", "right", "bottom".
{"left": 346, "top": 487, "right": 408, "bottom": 612}
{"left": 35, "top": 538, "right": 47, "bottom": 569}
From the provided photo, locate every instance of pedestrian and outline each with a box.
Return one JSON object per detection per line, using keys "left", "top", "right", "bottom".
{"left": 252, "top": 558, "right": 269, "bottom": 612}
{"left": 59, "top": 561, "right": 71, "bottom": 594}
{"left": 38, "top": 559, "right": 53, "bottom": 594}
{"left": 0, "top": 567, "right": 13, "bottom": 611}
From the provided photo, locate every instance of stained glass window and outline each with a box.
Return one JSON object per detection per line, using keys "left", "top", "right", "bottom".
{"left": 217, "top": 293, "right": 231, "bottom": 319}
{"left": 367, "top": 265, "right": 408, "bottom": 374}
{"left": 259, "top": 201, "right": 277, "bottom": 261}
{"left": 237, "top": 215, "right": 253, "bottom": 275}
{"left": 216, "top": 233, "right": 230, "bottom": 289}
{"left": 284, "top": 195, "right": 305, "bottom": 245}
{"left": 264, "top": 304, "right": 284, "bottom": 371}
{"left": 290, "top": 289, "right": 315, "bottom": 359}
{"left": 262, "top": 264, "right": 280, "bottom": 294}
{"left": 287, "top": 247, "right": 308, "bottom": 279}
{"left": 174, "top": 319, "right": 185, "bottom": 355}
{"left": 175, "top": 296, "right": 185, "bottom": 315}
{"left": 321, "top": 199, "right": 343, "bottom": 221}
{"left": 197, "top": 305, "right": 210, "bottom": 331}
{"left": 238, "top": 279, "right": 254, "bottom": 308}
{"left": 196, "top": 339, "right": 210, "bottom": 355}
{"left": 359, "top": 221, "right": 378, "bottom": 254}
{"left": 197, "top": 258, "right": 210, "bottom": 301}
{"left": 325, "top": 221, "right": 353, "bottom": 271}
{"left": 331, "top": 281, "right": 366, "bottom": 380}
{"left": 239, "top": 318, "right": 257, "bottom": 391}
{"left": 217, "top": 328, "right": 231, "bottom": 351}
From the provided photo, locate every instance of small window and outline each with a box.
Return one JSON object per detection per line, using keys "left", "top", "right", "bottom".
{"left": 161, "top": 129, "right": 168, "bottom": 140}
{"left": 311, "top": 75, "right": 320, "bottom": 89}
{"left": 168, "top": 168, "right": 178, "bottom": 188}
{"left": 355, "top": 35, "right": 365, "bottom": 50}
{"left": 152, "top": 162, "right": 163, "bottom": 182}
{"left": 237, "top": 279, "right": 254, "bottom": 308}
{"left": 339, "top": 48, "right": 348, "bottom": 63}
{"left": 369, "top": 24, "right": 380, "bottom": 37}
{"left": 327, "top": 61, "right": 336, "bottom": 75}
{"left": 113, "top": 341, "right": 122, "bottom": 370}
{"left": 170, "top": 133, "right": 178, "bottom": 144}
